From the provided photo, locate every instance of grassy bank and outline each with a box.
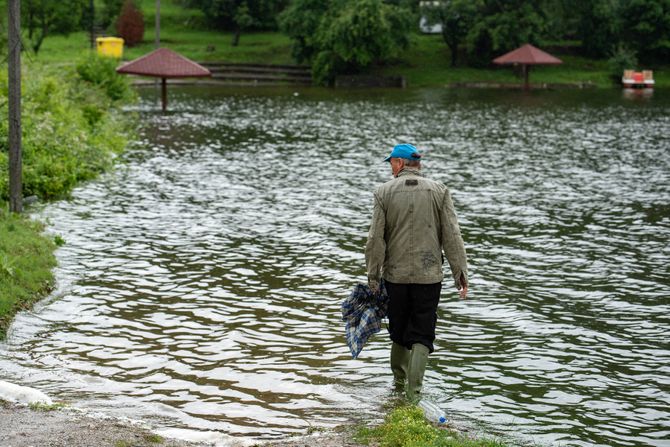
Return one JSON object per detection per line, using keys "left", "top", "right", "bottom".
{"left": 357, "top": 405, "right": 510, "bottom": 447}
{"left": 0, "top": 56, "right": 134, "bottom": 340}
{"left": 30, "top": 0, "right": 667, "bottom": 88}
{"left": 0, "top": 213, "right": 57, "bottom": 340}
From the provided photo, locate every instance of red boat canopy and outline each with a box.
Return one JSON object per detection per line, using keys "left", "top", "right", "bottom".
{"left": 493, "top": 44, "right": 562, "bottom": 66}
{"left": 116, "top": 47, "right": 211, "bottom": 78}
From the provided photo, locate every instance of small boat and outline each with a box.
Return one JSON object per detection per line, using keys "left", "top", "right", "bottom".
{"left": 622, "top": 70, "right": 654, "bottom": 88}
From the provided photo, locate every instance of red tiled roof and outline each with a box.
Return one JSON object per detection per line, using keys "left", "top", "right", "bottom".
{"left": 493, "top": 44, "right": 562, "bottom": 65}
{"left": 116, "top": 48, "right": 211, "bottom": 78}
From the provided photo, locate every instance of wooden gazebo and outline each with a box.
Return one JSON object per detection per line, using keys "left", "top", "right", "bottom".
{"left": 116, "top": 48, "right": 211, "bottom": 111}
{"left": 493, "top": 44, "right": 562, "bottom": 90}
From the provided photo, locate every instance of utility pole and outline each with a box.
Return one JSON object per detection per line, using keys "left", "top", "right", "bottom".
{"left": 8, "top": 0, "right": 22, "bottom": 213}
{"left": 155, "top": 0, "right": 161, "bottom": 108}
{"left": 155, "top": 0, "right": 160, "bottom": 48}
{"left": 90, "top": 0, "right": 95, "bottom": 49}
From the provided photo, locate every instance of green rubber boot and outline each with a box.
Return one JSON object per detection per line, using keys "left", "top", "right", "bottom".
{"left": 406, "top": 343, "right": 429, "bottom": 402}
{"left": 390, "top": 342, "right": 410, "bottom": 390}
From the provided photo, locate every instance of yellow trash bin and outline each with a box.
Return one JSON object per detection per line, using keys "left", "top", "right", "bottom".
{"left": 96, "top": 37, "right": 124, "bottom": 58}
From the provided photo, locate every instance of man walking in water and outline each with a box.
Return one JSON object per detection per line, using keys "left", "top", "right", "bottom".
{"left": 365, "top": 143, "right": 468, "bottom": 401}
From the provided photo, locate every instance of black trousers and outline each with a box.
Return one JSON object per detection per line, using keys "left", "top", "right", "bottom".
{"left": 386, "top": 281, "right": 442, "bottom": 353}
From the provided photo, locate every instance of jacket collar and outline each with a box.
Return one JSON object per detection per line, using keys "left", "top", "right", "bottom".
{"left": 396, "top": 167, "right": 424, "bottom": 178}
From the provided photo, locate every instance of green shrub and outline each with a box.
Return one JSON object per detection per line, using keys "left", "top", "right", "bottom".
{"left": 608, "top": 44, "right": 638, "bottom": 82}
{"left": 282, "top": 0, "right": 412, "bottom": 85}
{"left": 76, "top": 55, "right": 134, "bottom": 102}
{"left": 0, "top": 61, "right": 133, "bottom": 202}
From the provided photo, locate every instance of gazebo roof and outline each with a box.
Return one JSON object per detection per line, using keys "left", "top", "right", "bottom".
{"left": 116, "top": 47, "right": 211, "bottom": 78}
{"left": 493, "top": 44, "right": 562, "bottom": 65}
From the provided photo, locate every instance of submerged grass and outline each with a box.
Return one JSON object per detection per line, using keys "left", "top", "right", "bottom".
{"left": 357, "top": 405, "right": 511, "bottom": 447}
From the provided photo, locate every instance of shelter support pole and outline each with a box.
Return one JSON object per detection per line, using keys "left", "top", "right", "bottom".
{"left": 8, "top": 0, "right": 22, "bottom": 213}
{"left": 523, "top": 64, "right": 530, "bottom": 90}
{"left": 161, "top": 77, "right": 167, "bottom": 112}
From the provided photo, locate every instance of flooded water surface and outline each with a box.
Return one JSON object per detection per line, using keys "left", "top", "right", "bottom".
{"left": 1, "top": 87, "right": 669, "bottom": 447}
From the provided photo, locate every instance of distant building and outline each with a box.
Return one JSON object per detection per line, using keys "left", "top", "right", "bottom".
{"left": 419, "top": 1, "right": 443, "bottom": 34}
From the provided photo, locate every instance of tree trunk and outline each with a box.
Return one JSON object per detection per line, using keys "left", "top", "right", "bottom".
{"left": 448, "top": 42, "right": 458, "bottom": 67}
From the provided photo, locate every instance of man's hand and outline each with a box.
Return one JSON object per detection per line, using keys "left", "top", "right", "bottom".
{"left": 368, "top": 279, "right": 380, "bottom": 295}
{"left": 458, "top": 274, "right": 468, "bottom": 300}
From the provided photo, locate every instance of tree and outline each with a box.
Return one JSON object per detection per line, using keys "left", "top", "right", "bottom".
{"left": 232, "top": 1, "right": 254, "bottom": 46}
{"left": 116, "top": 0, "right": 144, "bottom": 47}
{"left": 311, "top": 0, "right": 412, "bottom": 84}
{"left": 466, "top": 0, "right": 548, "bottom": 67}
{"left": 278, "top": 0, "right": 330, "bottom": 63}
{"left": 540, "top": 0, "right": 581, "bottom": 41}
{"left": 22, "top": 0, "right": 88, "bottom": 54}
{"left": 575, "top": 0, "right": 621, "bottom": 57}
{"left": 421, "top": 0, "right": 481, "bottom": 66}
{"left": 190, "top": 0, "right": 289, "bottom": 45}
{"left": 100, "top": 0, "right": 125, "bottom": 30}
{"left": 621, "top": 0, "right": 670, "bottom": 63}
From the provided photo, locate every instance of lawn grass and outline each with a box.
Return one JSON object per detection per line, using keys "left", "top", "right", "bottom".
{"left": 0, "top": 211, "right": 57, "bottom": 340}
{"left": 35, "top": 30, "right": 295, "bottom": 66}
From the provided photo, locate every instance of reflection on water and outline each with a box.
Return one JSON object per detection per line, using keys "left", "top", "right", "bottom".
{"left": 1, "top": 87, "right": 669, "bottom": 446}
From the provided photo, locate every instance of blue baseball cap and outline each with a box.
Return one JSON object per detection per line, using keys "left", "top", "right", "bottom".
{"left": 384, "top": 144, "right": 422, "bottom": 162}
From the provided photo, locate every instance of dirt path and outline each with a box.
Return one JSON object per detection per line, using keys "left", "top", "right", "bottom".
{"left": 0, "top": 402, "right": 367, "bottom": 447}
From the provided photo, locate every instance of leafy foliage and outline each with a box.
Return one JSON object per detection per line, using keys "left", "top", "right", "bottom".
{"left": 278, "top": 0, "right": 330, "bottom": 63}
{"left": 421, "top": 0, "right": 481, "bottom": 67}
{"left": 466, "top": 0, "right": 547, "bottom": 67}
{"left": 116, "top": 0, "right": 145, "bottom": 47}
{"left": 574, "top": 0, "right": 621, "bottom": 58}
{"left": 22, "top": 0, "right": 88, "bottom": 54}
{"left": 607, "top": 43, "right": 638, "bottom": 80}
{"left": 189, "top": 0, "right": 289, "bottom": 30}
{"left": 621, "top": 0, "right": 670, "bottom": 63}
{"left": 101, "top": 0, "right": 126, "bottom": 30}
{"left": 282, "top": 0, "right": 412, "bottom": 84}
{"left": 76, "top": 55, "right": 134, "bottom": 102}
{"left": 415, "top": 0, "right": 670, "bottom": 67}
{"left": 0, "top": 59, "right": 133, "bottom": 202}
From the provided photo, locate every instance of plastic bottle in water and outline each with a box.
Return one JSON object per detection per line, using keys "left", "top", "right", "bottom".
{"left": 418, "top": 399, "right": 447, "bottom": 424}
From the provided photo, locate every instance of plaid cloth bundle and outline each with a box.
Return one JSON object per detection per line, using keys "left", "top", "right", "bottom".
{"left": 341, "top": 281, "right": 389, "bottom": 359}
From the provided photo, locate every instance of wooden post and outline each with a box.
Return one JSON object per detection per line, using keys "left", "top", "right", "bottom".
{"left": 8, "top": 0, "right": 22, "bottom": 213}
{"left": 523, "top": 64, "right": 530, "bottom": 90}
{"left": 161, "top": 77, "right": 167, "bottom": 111}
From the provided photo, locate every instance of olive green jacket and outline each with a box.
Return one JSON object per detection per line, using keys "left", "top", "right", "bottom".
{"left": 365, "top": 167, "right": 468, "bottom": 289}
